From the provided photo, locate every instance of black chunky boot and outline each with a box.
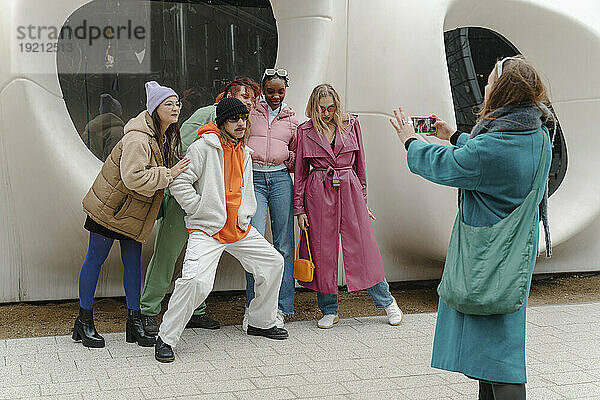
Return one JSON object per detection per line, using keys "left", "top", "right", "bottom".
{"left": 141, "top": 314, "right": 159, "bottom": 336}
{"left": 155, "top": 336, "right": 175, "bottom": 363}
{"left": 72, "top": 307, "right": 105, "bottom": 348}
{"left": 126, "top": 309, "right": 156, "bottom": 347}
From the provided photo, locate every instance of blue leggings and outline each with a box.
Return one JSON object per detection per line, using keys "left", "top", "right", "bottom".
{"left": 79, "top": 232, "right": 142, "bottom": 310}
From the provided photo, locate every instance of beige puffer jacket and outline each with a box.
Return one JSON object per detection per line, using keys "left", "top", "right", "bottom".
{"left": 82, "top": 111, "right": 173, "bottom": 242}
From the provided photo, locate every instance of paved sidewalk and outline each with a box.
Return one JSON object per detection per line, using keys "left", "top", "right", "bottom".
{"left": 1, "top": 302, "right": 600, "bottom": 400}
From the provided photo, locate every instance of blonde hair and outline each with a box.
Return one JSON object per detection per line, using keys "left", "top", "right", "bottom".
{"left": 305, "top": 83, "right": 348, "bottom": 137}
{"left": 478, "top": 55, "right": 552, "bottom": 123}
{"left": 218, "top": 118, "right": 251, "bottom": 147}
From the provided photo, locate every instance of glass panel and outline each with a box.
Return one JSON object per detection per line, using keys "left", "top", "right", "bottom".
{"left": 58, "top": 0, "right": 276, "bottom": 161}
{"left": 444, "top": 27, "right": 567, "bottom": 196}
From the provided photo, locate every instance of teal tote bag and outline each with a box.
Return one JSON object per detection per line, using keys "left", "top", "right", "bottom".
{"left": 437, "top": 131, "right": 549, "bottom": 315}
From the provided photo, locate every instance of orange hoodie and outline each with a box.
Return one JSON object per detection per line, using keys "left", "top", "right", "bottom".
{"left": 188, "top": 122, "right": 250, "bottom": 243}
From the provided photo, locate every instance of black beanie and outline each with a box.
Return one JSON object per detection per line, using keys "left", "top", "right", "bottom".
{"left": 216, "top": 97, "right": 248, "bottom": 126}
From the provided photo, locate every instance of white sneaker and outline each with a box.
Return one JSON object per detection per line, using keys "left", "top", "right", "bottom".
{"left": 275, "top": 310, "right": 285, "bottom": 329}
{"left": 385, "top": 298, "right": 403, "bottom": 326}
{"left": 317, "top": 314, "right": 339, "bottom": 329}
{"left": 242, "top": 307, "right": 248, "bottom": 332}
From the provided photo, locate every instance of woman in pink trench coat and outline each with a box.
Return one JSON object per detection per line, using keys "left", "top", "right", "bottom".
{"left": 293, "top": 84, "right": 404, "bottom": 329}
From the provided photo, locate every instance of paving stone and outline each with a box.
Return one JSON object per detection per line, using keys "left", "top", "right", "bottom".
{"left": 256, "top": 353, "right": 312, "bottom": 366}
{"left": 81, "top": 388, "right": 144, "bottom": 400}
{"left": 51, "top": 370, "right": 109, "bottom": 383}
{"left": 5, "top": 352, "right": 60, "bottom": 367}
{"left": 545, "top": 371, "right": 599, "bottom": 385}
{"left": 302, "top": 370, "right": 358, "bottom": 385}
{"left": 392, "top": 373, "right": 448, "bottom": 388}
{"left": 174, "top": 394, "right": 236, "bottom": 400}
{"left": 549, "top": 382, "right": 600, "bottom": 398}
{"left": 140, "top": 383, "right": 203, "bottom": 399}
{"left": 251, "top": 374, "right": 309, "bottom": 388}
{"left": 95, "top": 375, "right": 158, "bottom": 391}
{"left": 341, "top": 377, "right": 403, "bottom": 393}
{"left": 309, "top": 359, "right": 360, "bottom": 373}
{"left": 257, "top": 362, "right": 313, "bottom": 377}
{"left": 0, "top": 384, "right": 41, "bottom": 399}
{"left": 1, "top": 302, "right": 599, "bottom": 400}
{"left": 195, "top": 378, "right": 256, "bottom": 393}
{"left": 288, "top": 382, "right": 349, "bottom": 398}
{"left": 234, "top": 387, "right": 296, "bottom": 400}
{"left": 41, "top": 380, "right": 99, "bottom": 396}
{"left": 398, "top": 384, "right": 461, "bottom": 399}
{"left": 105, "top": 365, "right": 159, "bottom": 378}
{"left": 346, "top": 390, "right": 410, "bottom": 400}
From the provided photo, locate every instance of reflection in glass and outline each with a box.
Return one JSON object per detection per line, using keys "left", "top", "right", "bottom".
{"left": 59, "top": 0, "right": 277, "bottom": 158}
{"left": 79, "top": 94, "right": 124, "bottom": 161}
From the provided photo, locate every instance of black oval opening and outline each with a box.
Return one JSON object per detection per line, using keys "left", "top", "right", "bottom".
{"left": 57, "top": 0, "right": 277, "bottom": 162}
{"left": 444, "top": 27, "right": 567, "bottom": 196}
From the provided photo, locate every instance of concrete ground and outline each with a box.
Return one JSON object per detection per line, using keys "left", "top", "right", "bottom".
{"left": 0, "top": 302, "right": 599, "bottom": 400}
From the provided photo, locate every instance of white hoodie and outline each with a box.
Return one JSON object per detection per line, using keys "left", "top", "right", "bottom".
{"left": 169, "top": 128, "right": 256, "bottom": 235}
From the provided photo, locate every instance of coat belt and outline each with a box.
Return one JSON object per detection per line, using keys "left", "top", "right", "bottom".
{"left": 313, "top": 166, "right": 353, "bottom": 188}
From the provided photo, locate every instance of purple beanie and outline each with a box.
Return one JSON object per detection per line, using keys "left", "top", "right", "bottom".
{"left": 145, "top": 81, "right": 178, "bottom": 115}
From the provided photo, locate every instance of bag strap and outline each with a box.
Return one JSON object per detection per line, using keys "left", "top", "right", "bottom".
{"left": 531, "top": 127, "right": 550, "bottom": 190}
{"left": 295, "top": 228, "right": 313, "bottom": 263}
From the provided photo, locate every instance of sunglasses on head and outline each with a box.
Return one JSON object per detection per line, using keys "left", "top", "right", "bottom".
{"left": 496, "top": 57, "right": 522, "bottom": 78}
{"left": 263, "top": 68, "right": 288, "bottom": 80}
{"left": 226, "top": 114, "right": 249, "bottom": 123}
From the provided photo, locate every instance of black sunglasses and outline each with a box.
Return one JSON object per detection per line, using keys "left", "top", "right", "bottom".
{"left": 226, "top": 114, "right": 249, "bottom": 123}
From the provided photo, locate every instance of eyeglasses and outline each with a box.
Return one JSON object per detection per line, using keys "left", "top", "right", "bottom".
{"left": 163, "top": 101, "right": 182, "bottom": 110}
{"left": 319, "top": 105, "right": 336, "bottom": 113}
{"left": 226, "top": 114, "right": 249, "bottom": 123}
{"left": 496, "top": 57, "right": 521, "bottom": 78}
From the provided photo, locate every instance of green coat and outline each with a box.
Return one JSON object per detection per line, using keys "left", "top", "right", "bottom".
{"left": 180, "top": 105, "right": 217, "bottom": 157}
{"left": 407, "top": 126, "right": 551, "bottom": 383}
{"left": 164, "top": 104, "right": 216, "bottom": 200}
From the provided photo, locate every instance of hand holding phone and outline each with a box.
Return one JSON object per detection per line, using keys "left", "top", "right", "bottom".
{"left": 430, "top": 114, "right": 455, "bottom": 141}
{"left": 411, "top": 116, "right": 437, "bottom": 135}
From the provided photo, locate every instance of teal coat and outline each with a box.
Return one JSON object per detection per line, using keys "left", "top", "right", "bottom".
{"left": 407, "top": 126, "right": 551, "bottom": 383}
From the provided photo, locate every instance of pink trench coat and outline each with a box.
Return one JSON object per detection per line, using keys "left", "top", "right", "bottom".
{"left": 293, "top": 116, "right": 385, "bottom": 294}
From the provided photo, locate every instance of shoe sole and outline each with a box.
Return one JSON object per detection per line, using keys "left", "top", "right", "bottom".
{"left": 317, "top": 316, "right": 339, "bottom": 329}
{"left": 72, "top": 328, "right": 105, "bottom": 348}
{"left": 246, "top": 331, "right": 289, "bottom": 340}
{"left": 155, "top": 355, "right": 175, "bottom": 363}
{"left": 185, "top": 324, "right": 220, "bottom": 330}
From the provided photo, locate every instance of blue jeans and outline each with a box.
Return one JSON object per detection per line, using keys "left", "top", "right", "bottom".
{"left": 317, "top": 279, "right": 394, "bottom": 315}
{"left": 246, "top": 169, "right": 295, "bottom": 314}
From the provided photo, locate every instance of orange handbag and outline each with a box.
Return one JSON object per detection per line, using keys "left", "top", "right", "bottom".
{"left": 293, "top": 228, "right": 315, "bottom": 282}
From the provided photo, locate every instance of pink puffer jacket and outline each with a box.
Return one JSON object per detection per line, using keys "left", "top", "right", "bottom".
{"left": 248, "top": 102, "right": 299, "bottom": 170}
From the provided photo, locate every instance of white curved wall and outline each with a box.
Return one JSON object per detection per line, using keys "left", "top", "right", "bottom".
{"left": 0, "top": 0, "right": 598, "bottom": 302}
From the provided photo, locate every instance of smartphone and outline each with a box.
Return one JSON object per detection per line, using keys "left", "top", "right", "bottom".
{"left": 411, "top": 116, "right": 437, "bottom": 135}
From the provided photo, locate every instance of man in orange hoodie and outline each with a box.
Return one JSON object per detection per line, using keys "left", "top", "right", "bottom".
{"left": 155, "top": 98, "right": 288, "bottom": 363}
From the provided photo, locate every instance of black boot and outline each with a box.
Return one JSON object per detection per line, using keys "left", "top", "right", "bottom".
{"left": 72, "top": 307, "right": 105, "bottom": 348}
{"left": 126, "top": 309, "right": 156, "bottom": 347}
{"left": 185, "top": 314, "right": 220, "bottom": 330}
{"left": 247, "top": 325, "right": 289, "bottom": 340}
{"left": 141, "top": 314, "right": 159, "bottom": 336}
{"left": 155, "top": 336, "right": 175, "bottom": 363}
